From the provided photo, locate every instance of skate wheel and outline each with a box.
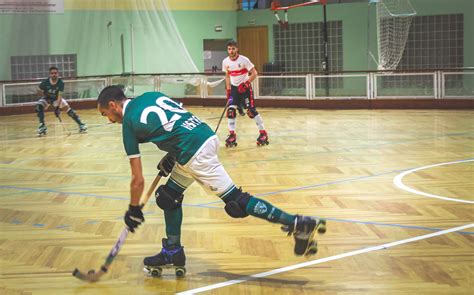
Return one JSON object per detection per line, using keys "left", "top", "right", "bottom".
{"left": 305, "top": 241, "right": 318, "bottom": 256}
{"left": 175, "top": 267, "right": 186, "bottom": 277}
{"left": 151, "top": 268, "right": 162, "bottom": 277}
{"left": 317, "top": 220, "right": 327, "bottom": 234}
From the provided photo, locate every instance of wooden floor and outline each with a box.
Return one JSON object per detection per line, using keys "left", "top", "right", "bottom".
{"left": 0, "top": 107, "right": 473, "bottom": 295}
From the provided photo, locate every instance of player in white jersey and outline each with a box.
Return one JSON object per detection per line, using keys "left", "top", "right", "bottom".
{"left": 222, "top": 40, "right": 269, "bottom": 147}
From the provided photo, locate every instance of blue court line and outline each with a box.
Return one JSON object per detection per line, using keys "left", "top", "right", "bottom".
{"left": 2, "top": 185, "right": 473, "bottom": 236}
{"left": 0, "top": 166, "right": 160, "bottom": 180}
{"left": 176, "top": 203, "right": 474, "bottom": 235}
{"left": 199, "top": 169, "right": 407, "bottom": 206}
{"left": 245, "top": 131, "right": 474, "bottom": 164}
{"left": 0, "top": 185, "right": 129, "bottom": 201}
{"left": 0, "top": 182, "right": 98, "bottom": 198}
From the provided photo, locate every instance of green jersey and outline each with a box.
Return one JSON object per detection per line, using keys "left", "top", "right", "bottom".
{"left": 122, "top": 92, "right": 215, "bottom": 165}
{"left": 39, "top": 78, "right": 64, "bottom": 101}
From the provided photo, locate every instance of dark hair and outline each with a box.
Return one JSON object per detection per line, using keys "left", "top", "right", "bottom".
{"left": 226, "top": 40, "right": 238, "bottom": 48}
{"left": 97, "top": 85, "right": 127, "bottom": 108}
{"left": 49, "top": 66, "right": 59, "bottom": 72}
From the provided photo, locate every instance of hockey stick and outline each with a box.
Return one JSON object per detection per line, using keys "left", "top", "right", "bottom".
{"left": 72, "top": 173, "right": 163, "bottom": 282}
{"left": 214, "top": 99, "right": 230, "bottom": 133}
{"left": 55, "top": 108, "right": 72, "bottom": 137}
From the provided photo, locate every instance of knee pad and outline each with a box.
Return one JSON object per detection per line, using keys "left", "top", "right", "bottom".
{"left": 67, "top": 109, "right": 76, "bottom": 117}
{"left": 223, "top": 189, "right": 252, "bottom": 218}
{"left": 227, "top": 107, "right": 236, "bottom": 119}
{"left": 155, "top": 185, "right": 184, "bottom": 210}
{"left": 246, "top": 107, "right": 258, "bottom": 119}
{"left": 35, "top": 104, "right": 44, "bottom": 113}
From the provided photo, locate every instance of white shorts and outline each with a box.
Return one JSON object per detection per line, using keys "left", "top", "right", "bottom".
{"left": 37, "top": 97, "right": 70, "bottom": 109}
{"left": 168, "top": 135, "right": 235, "bottom": 197}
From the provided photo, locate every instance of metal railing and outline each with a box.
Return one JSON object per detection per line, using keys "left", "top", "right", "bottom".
{"left": 1, "top": 69, "right": 472, "bottom": 107}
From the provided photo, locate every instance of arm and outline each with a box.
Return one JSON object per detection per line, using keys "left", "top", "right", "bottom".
{"left": 37, "top": 81, "right": 45, "bottom": 97}
{"left": 37, "top": 88, "right": 45, "bottom": 97}
{"left": 56, "top": 80, "right": 65, "bottom": 107}
{"left": 248, "top": 67, "right": 258, "bottom": 84}
{"left": 225, "top": 70, "right": 231, "bottom": 91}
{"left": 129, "top": 157, "right": 145, "bottom": 206}
{"left": 56, "top": 91, "right": 63, "bottom": 106}
{"left": 224, "top": 71, "right": 232, "bottom": 100}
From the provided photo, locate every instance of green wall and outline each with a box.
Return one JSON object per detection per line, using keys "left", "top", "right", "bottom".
{"left": 0, "top": 10, "right": 236, "bottom": 80}
{"left": 0, "top": 0, "right": 472, "bottom": 81}
{"left": 237, "top": 0, "right": 474, "bottom": 71}
{"left": 171, "top": 10, "right": 237, "bottom": 71}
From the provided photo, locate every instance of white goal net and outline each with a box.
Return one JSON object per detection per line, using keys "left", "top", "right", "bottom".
{"left": 376, "top": 0, "right": 417, "bottom": 70}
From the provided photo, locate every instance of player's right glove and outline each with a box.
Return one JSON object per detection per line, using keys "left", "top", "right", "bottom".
{"left": 157, "top": 153, "right": 176, "bottom": 177}
{"left": 124, "top": 205, "right": 144, "bottom": 233}
{"left": 226, "top": 89, "right": 233, "bottom": 105}
{"left": 54, "top": 107, "right": 61, "bottom": 118}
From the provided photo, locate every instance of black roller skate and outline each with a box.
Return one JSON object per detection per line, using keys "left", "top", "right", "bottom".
{"left": 256, "top": 130, "right": 269, "bottom": 146}
{"left": 225, "top": 132, "right": 237, "bottom": 148}
{"left": 281, "top": 215, "right": 326, "bottom": 256}
{"left": 79, "top": 124, "right": 88, "bottom": 133}
{"left": 143, "top": 238, "right": 186, "bottom": 278}
{"left": 37, "top": 123, "right": 47, "bottom": 137}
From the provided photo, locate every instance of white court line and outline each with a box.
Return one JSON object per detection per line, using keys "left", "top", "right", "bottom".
{"left": 177, "top": 223, "right": 473, "bottom": 295}
{"left": 393, "top": 159, "right": 474, "bottom": 204}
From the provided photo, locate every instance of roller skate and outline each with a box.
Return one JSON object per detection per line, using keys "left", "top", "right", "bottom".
{"left": 225, "top": 132, "right": 237, "bottom": 148}
{"left": 143, "top": 238, "right": 186, "bottom": 278}
{"left": 37, "top": 123, "right": 47, "bottom": 137}
{"left": 256, "top": 130, "right": 269, "bottom": 146}
{"left": 79, "top": 124, "right": 88, "bottom": 133}
{"left": 281, "top": 215, "right": 326, "bottom": 256}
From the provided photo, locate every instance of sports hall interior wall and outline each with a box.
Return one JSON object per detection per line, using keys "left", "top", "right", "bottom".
{"left": 237, "top": 0, "right": 474, "bottom": 71}
{"left": 0, "top": 0, "right": 472, "bottom": 114}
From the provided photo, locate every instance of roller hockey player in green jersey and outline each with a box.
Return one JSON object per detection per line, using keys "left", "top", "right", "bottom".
{"left": 97, "top": 86, "right": 326, "bottom": 277}
{"left": 35, "top": 66, "right": 87, "bottom": 136}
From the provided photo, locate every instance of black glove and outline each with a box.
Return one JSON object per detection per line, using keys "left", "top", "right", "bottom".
{"left": 54, "top": 107, "right": 61, "bottom": 118}
{"left": 124, "top": 205, "right": 144, "bottom": 233}
{"left": 157, "top": 154, "right": 176, "bottom": 177}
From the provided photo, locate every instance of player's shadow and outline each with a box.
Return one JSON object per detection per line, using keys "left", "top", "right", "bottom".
{"left": 197, "top": 269, "right": 315, "bottom": 286}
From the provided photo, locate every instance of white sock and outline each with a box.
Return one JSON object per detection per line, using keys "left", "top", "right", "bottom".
{"left": 228, "top": 118, "right": 236, "bottom": 132}
{"left": 253, "top": 114, "right": 265, "bottom": 130}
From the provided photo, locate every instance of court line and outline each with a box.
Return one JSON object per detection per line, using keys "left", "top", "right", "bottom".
{"left": 200, "top": 168, "right": 407, "bottom": 206}
{"left": 3, "top": 189, "right": 473, "bottom": 235}
{"left": 393, "top": 159, "right": 474, "bottom": 204}
{"left": 183, "top": 203, "right": 474, "bottom": 235}
{"left": 177, "top": 223, "right": 474, "bottom": 295}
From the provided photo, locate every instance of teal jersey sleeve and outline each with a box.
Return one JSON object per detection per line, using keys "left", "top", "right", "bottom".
{"left": 121, "top": 92, "right": 215, "bottom": 164}
{"left": 122, "top": 119, "right": 140, "bottom": 158}
{"left": 57, "top": 79, "right": 65, "bottom": 92}
{"left": 39, "top": 80, "right": 47, "bottom": 92}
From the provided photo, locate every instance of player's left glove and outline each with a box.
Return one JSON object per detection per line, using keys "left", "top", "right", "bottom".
{"left": 237, "top": 81, "right": 251, "bottom": 94}
{"left": 54, "top": 107, "right": 61, "bottom": 118}
{"left": 157, "top": 153, "right": 176, "bottom": 177}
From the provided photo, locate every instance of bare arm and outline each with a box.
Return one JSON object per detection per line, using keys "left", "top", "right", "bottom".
{"left": 37, "top": 88, "right": 45, "bottom": 97}
{"left": 248, "top": 67, "right": 258, "bottom": 84}
{"left": 56, "top": 91, "right": 63, "bottom": 107}
{"left": 129, "top": 157, "right": 145, "bottom": 206}
{"left": 225, "top": 71, "right": 231, "bottom": 91}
